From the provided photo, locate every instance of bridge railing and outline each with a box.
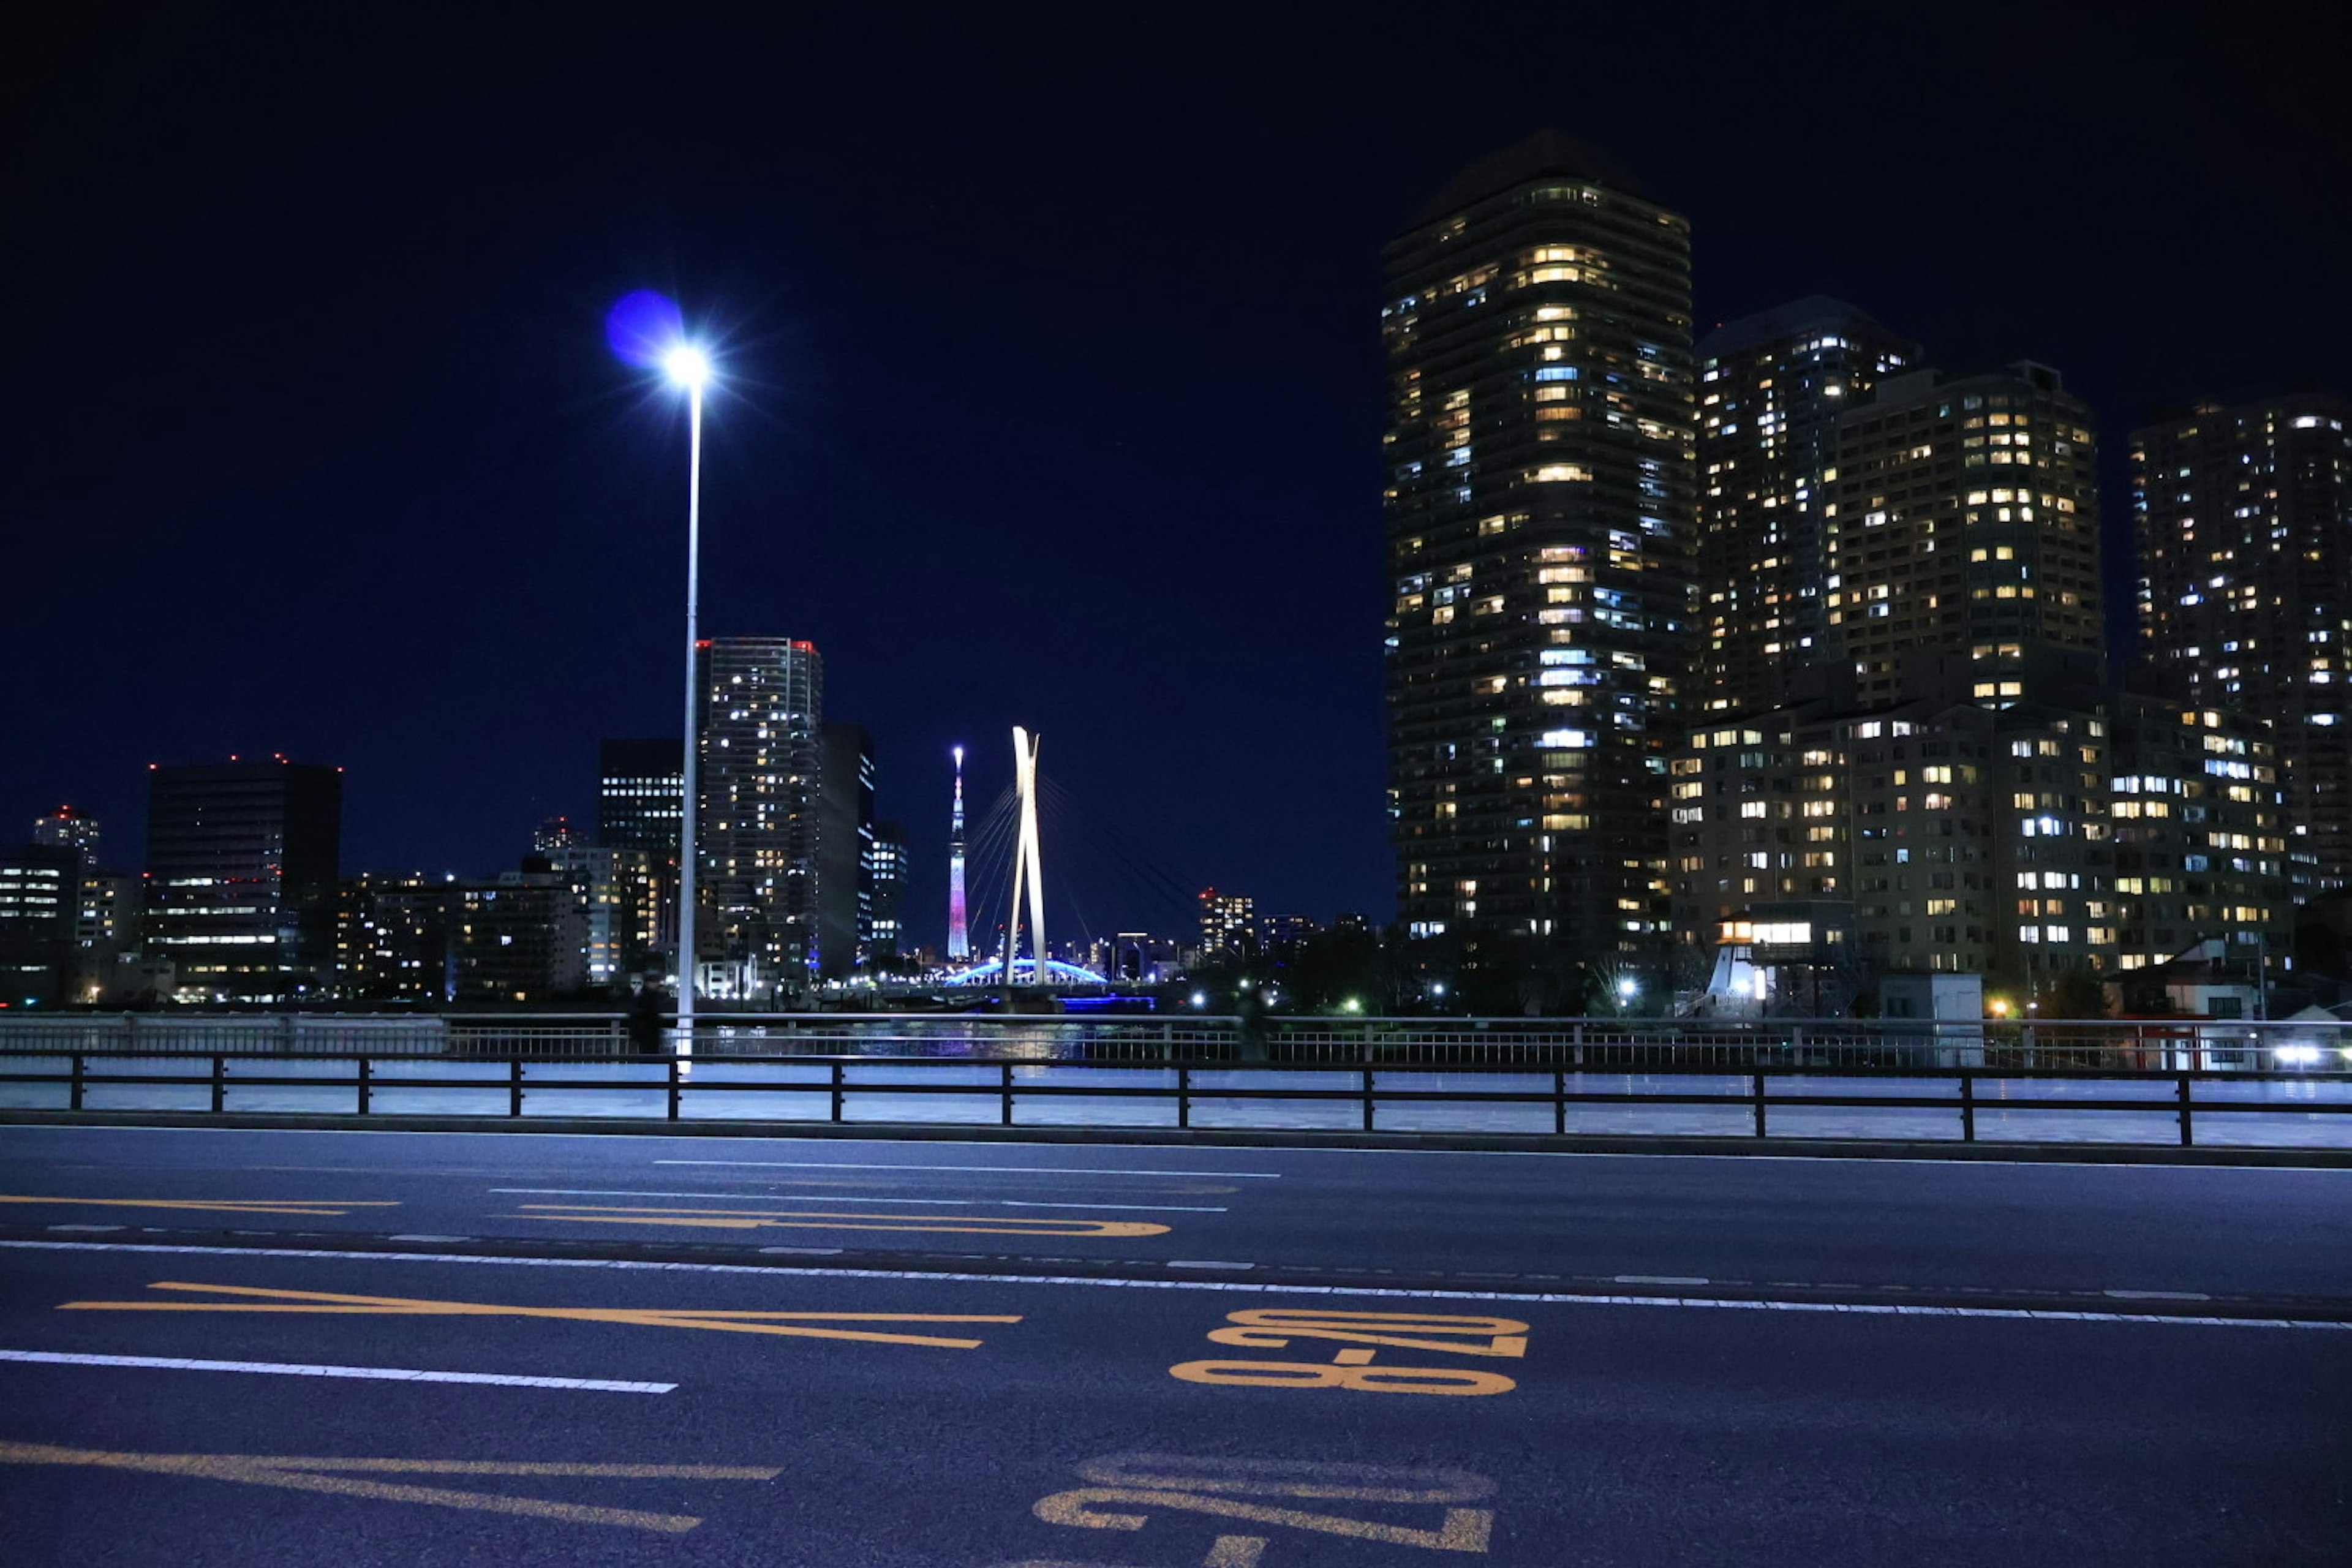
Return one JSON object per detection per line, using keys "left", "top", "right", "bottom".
{"left": 0, "top": 1012, "right": 2343, "bottom": 1072}
{"left": 1, "top": 1045, "right": 2348, "bottom": 1149}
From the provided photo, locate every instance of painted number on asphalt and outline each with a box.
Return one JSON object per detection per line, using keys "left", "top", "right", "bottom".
{"left": 1011, "top": 1452, "right": 1498, "bottom": 1563}
{"left": 1170, "top": 1311, "right": 1526, "bottom": 1397}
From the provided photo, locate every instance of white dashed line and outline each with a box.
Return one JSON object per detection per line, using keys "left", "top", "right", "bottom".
{"left": 3, "top": 1240, "right": 2343, "bottom": 1332}
{"left": 0, "top": 1348, "right": 672, "bottom": 1392}
{"left": 490, "top": 1187, "right": 1226, "bottom": 1213}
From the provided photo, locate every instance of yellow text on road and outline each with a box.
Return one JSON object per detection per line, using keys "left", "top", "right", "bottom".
{"left": 512, "top": 1203, "right": 1170, "bottom": 1238}
{"left": 0, "top": 1441, "right": 778, "bottom": 1533}
{"left": 58, "top": 1281, "right": 1020, "bottom": 1349}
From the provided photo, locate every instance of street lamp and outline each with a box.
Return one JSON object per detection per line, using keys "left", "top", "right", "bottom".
{"left": 665, "top": 341, "right": 711, "bottom": 1066}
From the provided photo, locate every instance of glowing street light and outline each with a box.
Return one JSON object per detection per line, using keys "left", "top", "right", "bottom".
{"left": 606, "top": 290, "right": 714, "bottom": 1067}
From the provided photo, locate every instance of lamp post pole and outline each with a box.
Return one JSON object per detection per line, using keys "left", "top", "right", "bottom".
{"left": 674, "top": 369, "right": 705, "bottom": 1064}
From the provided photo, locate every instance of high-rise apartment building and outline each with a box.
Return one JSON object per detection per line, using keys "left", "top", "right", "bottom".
{"left": 1826, "top": 363, "right": 2103, "bottom": 706}
{"left": 143, "top": 759, "right": 342, "bottom": 1003}
{"left": 1383, "top": 132, "right": 1697, "bottom": 976}
{"left": 534, "top": 816, "right": 648, "bottom": 990}
{"left": 695, "top": 638, "right": 823, "bottom": 998}
{"left": 1695, "top": 299, "right": 1918, "bottom": 716}
{"left": 1197, "top": 888, "right": 1255, "bottom": 957}
{"left": 817, "top": 723, "right": 875, "bottom": 979}
{"left": 2106, "top": 695, "right": 2288, "bottom": 971}
{"left": 2133, "top": 390, "right": 2352, "bottom": 893}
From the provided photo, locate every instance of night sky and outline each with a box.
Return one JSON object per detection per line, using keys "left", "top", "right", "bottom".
{"left": 7, "top": 4, "right": 2348, "bottom": 949}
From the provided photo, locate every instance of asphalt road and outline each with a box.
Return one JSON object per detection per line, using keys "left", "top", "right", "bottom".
{"left": 0, "top": 1126, "right": 2348, "bottom": 1564}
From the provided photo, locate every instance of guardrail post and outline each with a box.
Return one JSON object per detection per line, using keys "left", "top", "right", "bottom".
{"left": 830, "top": 1061, "right": 845, "bottom": 1123}
{"left": 1751, "top": 1070, "right": 1768, "bottom": 1137}
{"left": 1177, "top": 1065, "right": 1191, "bottom": 1129}
{"left": 1001, "top": 1063, "right": 1016, "bottom": 1126}
{"left": 508, "top": 1058, "right": 524, "bottom": 1118}
{"left": 357, "top": 1057, "right": 372, "bottom": 1116}
{"left": 210, "top": 1055, "right": 225, "bottom": 1114}
{"left": 70, "top": 1054, "right": 84, "bottom": 1111}
{"left": 1572, "top": 1020, "right": 1585, "bottom": 1068}
{"left": 2177, "top": 1072, "right": 2194, "bottom": 1147}
{"left": 1959, "top": 1071, "right": 1975, "bottom": 1142}
{"left": 1362, "top": 1066, "right": 1376, "bottom": 1133}
{"left": 666, "top": 1056, "right": 681, "bottom": 1121}
{"left": 1554, "top": 1069, "right": 1566, "bottom": 1136}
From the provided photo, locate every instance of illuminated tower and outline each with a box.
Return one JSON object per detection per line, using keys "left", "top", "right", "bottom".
{"left": 947, "top": 745, "right": 970, "bottom": 960}
{"left": 1383, "top": 131, "right": 1697, "bottom": 976}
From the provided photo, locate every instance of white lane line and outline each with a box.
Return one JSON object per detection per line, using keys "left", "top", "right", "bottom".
{"left": 654, "top": 1160, "right": 1280, "bottom": 1178}
{"left": 10, "top": 1126, "right": 2348, "bottom": 1173}
{"left": 4, "top": 1242, "right": 2342, "bottom": 1333}
{"left": 489, "top": 1187, "right": 1227, "bottom": 1213}
{"left": 0, "top": 1348, "right": 673, "bottom": 1393}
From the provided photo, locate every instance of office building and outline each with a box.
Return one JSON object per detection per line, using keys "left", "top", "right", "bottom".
{"left": 451, "top": 859, "right": 587, "bottom": 1003}
{"left": 143, "top": 759, "right": 342, "bottom": 1004}
{"left": 333, "top": 873, "right": 454, "bottom": 1004}
{"left": 2133, "top": 390, "right": 2352, "bottom": 893}
{"left": 870, "top": 821, "right": 907, "bottom": 960}
{"left": 0, "top": 843, "right": 79, "bottom": 1008}
{"left": 817, "top": 723, "right": 875, "bottom": 979}
{"left": 598, "top": 738, "right": 683, "bottom": 962}
{"left": 695, "top": 638, "right": 823, "bottom": 998}
{"left": 1382, "top": 132, "right": 1697, "bottom": 978}
{"left": 1695, "top": 299, "right": 1918, "bottom": 717}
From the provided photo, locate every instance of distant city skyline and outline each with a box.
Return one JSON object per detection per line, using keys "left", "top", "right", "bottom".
{"left": 9, "top": 10, "right": 2350, "bottom": 954}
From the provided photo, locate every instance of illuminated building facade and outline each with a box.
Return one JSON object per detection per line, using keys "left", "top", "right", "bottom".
{"left": 143, "top": 759, "right": 342, "bottom": 1004}
{"left": 0, "top": 843, "right": 78, "bottom": 1008}
{"left": 333, "top": 873, "right": 454, "bottom": 1003}
{"left": 1826, "top": 363, "right": 2103, "bottom": 706}
{"left": 870, "top": 821, "right": 906, "bottom": 959}
{"left": 32, "top": 805, "right": 102, "bottom": 861}
{"left": 2106, "top": 695, "right": 2288, "bottom": 971}
{"left": 535, "top": 816, "right": 647, "bottom": 991}
{"left": 2133, "top": 390, "right": 2352, "bottom": 894}
{"left": 1197, "top": 888, "right": 1255, "bottom": 957}
{"left": 451, "top": 861, "right": 588, "bottom": 1003}
{"left": 1672, "top": 684, "right": 2114, "bottom": 1001}
{"left": 598, "top": 737, "right": 682, "bottom": 965}
{"left": 1383, "top": 132, "right": 1697, "bottom": 976}
{"left": 1695, "top": 299, "right": 1917, "bottom": 717}
{"left": 694, "top": 638, "right": 823, "bottom": 998}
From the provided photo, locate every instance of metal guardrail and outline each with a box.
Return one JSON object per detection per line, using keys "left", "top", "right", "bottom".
{"left": 2, "top": 1012, "right": 2348, "bottom": 1071}
{"left": 2, "top": 1050, "right": 2348, "bottom": 1148}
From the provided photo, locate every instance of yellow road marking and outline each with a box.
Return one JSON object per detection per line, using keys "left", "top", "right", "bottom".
{"left": 514, "top": 1204, "right": 1170, "bottom": 1238}
{"left": 58, "top": 1281, "right": 1020, "bottom": 1349}
{"left": 0, "top": 1441, "right": 779, "bottom": 1533}
{"left": 0, "top": 1196, "right": 398, "bottom": 1217}
{"left": 1035, "top": 1487, "right": 1492, "bottom": 1552}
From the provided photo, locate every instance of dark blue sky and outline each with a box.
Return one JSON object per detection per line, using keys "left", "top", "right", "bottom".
{"left": 6, "top": 3, "right": 2346, "bottom": 948}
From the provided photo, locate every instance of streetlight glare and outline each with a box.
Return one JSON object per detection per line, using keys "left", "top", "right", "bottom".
{"left": 664, "top": 345, "right": 712, "bottom": 389}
